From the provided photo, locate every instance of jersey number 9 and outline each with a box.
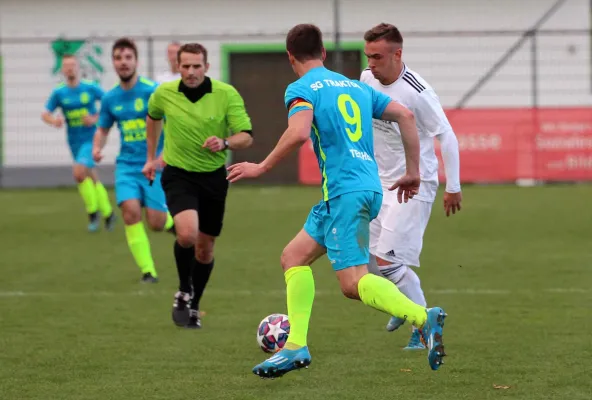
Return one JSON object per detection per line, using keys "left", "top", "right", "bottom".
{"left": 337, "top": 94, "right": 362, "bottom": 142}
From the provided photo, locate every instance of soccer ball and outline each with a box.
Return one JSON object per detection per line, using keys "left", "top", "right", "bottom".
{"left": 256, "top": 313, "right": 290, "bottom": 353}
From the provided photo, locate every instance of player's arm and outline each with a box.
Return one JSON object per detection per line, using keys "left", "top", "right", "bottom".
{"left": 92, "top": 96, "right": 113, "bottom": 162}
{"left": 41, "top": 90, "right": 64, "bottom": 128}
{"left": 260, "top": 110, "right": 311, "bottom": 173}
{"left": 415, "top": 90, "right": 462, "bottom": 215}
{"left": 84, "top": 84, "right": 106, "bottom": 126}
{"left": 224, "top": 86, "right": 254, "bottom": 150}
{"left": 377, "top": 101, "right": 420, "bottom": 179}
{"left": 146, "top": 89, "right": 165, "bottom": 162}
{"left": 226, "top": 84, "right": 312, "bottom": 182}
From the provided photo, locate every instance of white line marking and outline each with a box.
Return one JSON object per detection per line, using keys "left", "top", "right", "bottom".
{"left": 0, "top": 288, "right": 588, "bottom": 298}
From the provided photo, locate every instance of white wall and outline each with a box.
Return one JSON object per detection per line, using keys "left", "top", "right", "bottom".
{"left": 0, "top": 0, "right": 590, "bottom": 166}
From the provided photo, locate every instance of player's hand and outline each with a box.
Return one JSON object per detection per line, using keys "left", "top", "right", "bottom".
{"left": 388, "top": 172, "right": 420, "bottom": 203}
{"left": 203, "top": 136, "right": 225, "bottom": 152}
{"left": 443, "top": 191, "right": 462, "bottom": 217}
{"left": 81, "top": 115, "right": 96, "bottom": 127}
{"left": 156, "top": 155, "right": 167, "bottom": 169}
{"left": 226, "top": 162, "right": 265, "bottom": 183}
{"left": 142, "top": 160, "right": 158, "bottom": 182}
{"left": 53, "top": 117, "right": 64, "bottom": 128}
{"left": 92, "top": 147, "right": 103, "bottom": 163}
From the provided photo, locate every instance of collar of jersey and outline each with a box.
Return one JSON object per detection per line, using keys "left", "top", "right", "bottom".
{"left": 178, "top": 77, "right": 213, "bottom": 103}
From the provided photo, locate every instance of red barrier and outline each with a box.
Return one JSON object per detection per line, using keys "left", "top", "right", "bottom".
{"left": 298, "top": 107, "right": 592, "bottom": 184}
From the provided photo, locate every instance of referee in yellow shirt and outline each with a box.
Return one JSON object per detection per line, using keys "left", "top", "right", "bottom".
{"left": 143, "top": 43, "right": 253, "bottom": 329}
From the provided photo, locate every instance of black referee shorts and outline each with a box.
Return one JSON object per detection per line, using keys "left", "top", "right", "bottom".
{"left": 161, "top": 165, "right": 229, "bottom": 237}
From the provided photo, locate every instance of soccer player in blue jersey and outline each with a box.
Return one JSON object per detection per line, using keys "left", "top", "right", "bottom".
{"left": 92, "top": 38, "right": 174, "bottom": 283}
{"left": 42, "top": 55, "right": 116, "bottom": 232}
{"left": 227, "top": 24, "right": 447, "bottom": 377}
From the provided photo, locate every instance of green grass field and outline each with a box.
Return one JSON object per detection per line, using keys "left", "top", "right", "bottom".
{"left": 1, "top": 184, "right": 591, "bottom": 400}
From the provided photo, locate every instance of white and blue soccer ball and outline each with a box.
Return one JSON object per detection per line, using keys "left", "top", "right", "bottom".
{"left": 257, "top": 313, "right": 290, "bottom": 353}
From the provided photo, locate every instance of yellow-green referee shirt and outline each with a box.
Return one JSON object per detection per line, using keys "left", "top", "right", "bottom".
{"left": 147, "top": 77, "right": 252, "bottom": 172}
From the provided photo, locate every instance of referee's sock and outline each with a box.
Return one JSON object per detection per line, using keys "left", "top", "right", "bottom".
{"left": 174, "top": 241, "right": 194, "bottom": 293}
{"left": 191, "top": 259, "right": 214, "bottom": 310}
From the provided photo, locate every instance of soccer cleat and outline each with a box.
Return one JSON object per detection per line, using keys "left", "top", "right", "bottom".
{"left": 104, "top": 213, "right": 117, "bottom": 232}
{"left": 386, "top": 316, "right": 406, "bottom": 332}
{"left": 403, "top": 329, "right": 426, "bottom": 350}
{"left": 252, "top": 346, "right": 311, "bottom": 379}
{"left": 172, "top": 291, "right": 191, "bottom": 327}
{"left": 141, "top": 272, "right": 159, "bottom": 284}
{"left": 88, "top": 220, "right": 100, "bottom": 233}
{"left": 420, "top": 307, "right": 447, "bottom": 370}
{"left": 185, "top": 309, "right": 202, "bottom": 329}
{"left": 88, "top": 213, "right": 100, "bottom": 233}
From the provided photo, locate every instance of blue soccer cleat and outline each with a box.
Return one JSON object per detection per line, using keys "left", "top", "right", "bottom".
{"left": 88, "top": 219, "right": 100, "bottom": 233}
{"left": 420, "top": 307, "right": 447, "bottom": 370}
{"left": 403, "top": 329, "right": 426, "bottom": 350}
{"left": 386, "top": 316, "right": 406, "bottom": 332}
{"left": 252, "top": 346, "right": 311, "bottom": 379}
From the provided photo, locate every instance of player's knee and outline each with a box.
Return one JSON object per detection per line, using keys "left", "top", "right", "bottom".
{"left": 146, "top": 218, "right": 164, "bottom": 232}
{"left": 339, "top": 279, "right": 361, "bottom": 300}
{"left": 176, "top": 229, "right": 197, "bottom": 248}
{"left": 195, "top": 234, "right": 215, "bottom": 263}
{"left": 280, "top": 246, "right": 300, "bottom": 271}
{"left": 121, "top": 204, "right": 142, "bottom": 225}
{"left": 72, "top": 168, "right": 86, "bottom": 183}
{"left": 122, "top": 210, "right": 141, "bottom": 225}
{"left": 195, "top": 246, "right": 214, "bottom": 264}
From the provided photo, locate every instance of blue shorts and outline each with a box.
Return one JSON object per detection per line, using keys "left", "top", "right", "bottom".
{"left": 69, "top": 141, "right": 95, "bottom": 168}
{"left": 304, "top": 191, "right": 383, "bottom": 271}
{"left": 115, "top": 166, "right": 168, "bottom": 212}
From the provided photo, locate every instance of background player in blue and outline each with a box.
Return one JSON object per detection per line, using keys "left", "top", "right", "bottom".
{"left": 227, "top": 24, "right": 447, "bottom": 378}
{"left": 92, "top": 38, "right": 174, "bottom": 283}
{"left": 41, "top": 54, "right": 116, "bottom": 232}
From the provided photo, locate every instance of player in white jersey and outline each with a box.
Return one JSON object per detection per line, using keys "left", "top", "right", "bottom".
{"left": 155, "top": 41, "right": 181, "bottom": 83}
{"left": 361, "top": 23, "right": 462, "bottom": 350}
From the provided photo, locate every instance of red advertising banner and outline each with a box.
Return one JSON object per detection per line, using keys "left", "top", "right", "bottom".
{"left": 298, "top": 107, "right": 592, "bottom": 185}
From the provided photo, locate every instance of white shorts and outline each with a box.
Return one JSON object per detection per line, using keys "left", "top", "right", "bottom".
{"left": 369, "top": 190, "right": 433, "bottom": 267}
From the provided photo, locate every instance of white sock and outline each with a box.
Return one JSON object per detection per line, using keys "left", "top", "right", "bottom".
{"left": 397, "top": 267, "right": 427, "bottom": 308}
{"left": 378, "top": 263, "right": 427, "bottom": 308}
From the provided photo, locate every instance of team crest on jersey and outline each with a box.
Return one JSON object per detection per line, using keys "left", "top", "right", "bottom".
{"left": 134, "top": 98, "right": 145, "bottom": 112}
{"left": 80, "top": 92, "right": 90, "bottom": 104}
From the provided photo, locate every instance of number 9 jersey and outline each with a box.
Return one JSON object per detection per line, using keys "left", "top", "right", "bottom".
{"left": 285, "top": 66, "right": 392, "bottom": 201}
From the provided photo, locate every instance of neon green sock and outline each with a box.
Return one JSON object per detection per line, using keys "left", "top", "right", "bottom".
{"left": 358, "top": 273, "right": 427, "bottom": 328}
{"left": 77, "top": 177, "right": 98, "bottom": 214}
{"left": 164, "top": 212, "right": 174, "bottom": 231}
{"left": 95, "top": 181, "right": 113, "bottom": 217}
{"left": 124, "top": 222, "right": 157, "bottom": 276}
{"left": 283, "top": 266, "right": 315, "bottom": 349}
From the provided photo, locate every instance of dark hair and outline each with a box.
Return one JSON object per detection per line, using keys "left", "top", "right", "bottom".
{"left": 62, "top": 54, "right": 77, "bottom": 60}
{"left": 177, "top": 43, "right": 208, "bottom": 64}
{"left": 286, "top": 24, "right": 324, "bottom": 62}
{"left": 112, "top": 37, "right": 138, "bottom": 59}
{"left": 364, "top": 23, "right": 403, "bottom": 45}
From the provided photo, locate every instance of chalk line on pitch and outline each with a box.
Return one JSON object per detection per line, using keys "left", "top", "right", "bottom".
{"left": 0, "top": 287, "right": 589, "bottom": 298}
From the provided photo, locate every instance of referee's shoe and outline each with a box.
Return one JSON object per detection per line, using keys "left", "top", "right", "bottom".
{"left": 172, "top": 291, "right": 191, "bottom": 326}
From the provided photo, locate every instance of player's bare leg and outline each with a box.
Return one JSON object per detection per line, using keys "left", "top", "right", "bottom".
{"left": 253, "top": 230, "right": 325, "bottom": 379}
{"left": 171, "top": 210, "right": 198, "bottom": 327}
{"left": 121, "top": 199, "right": 158, "bottom": 283}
